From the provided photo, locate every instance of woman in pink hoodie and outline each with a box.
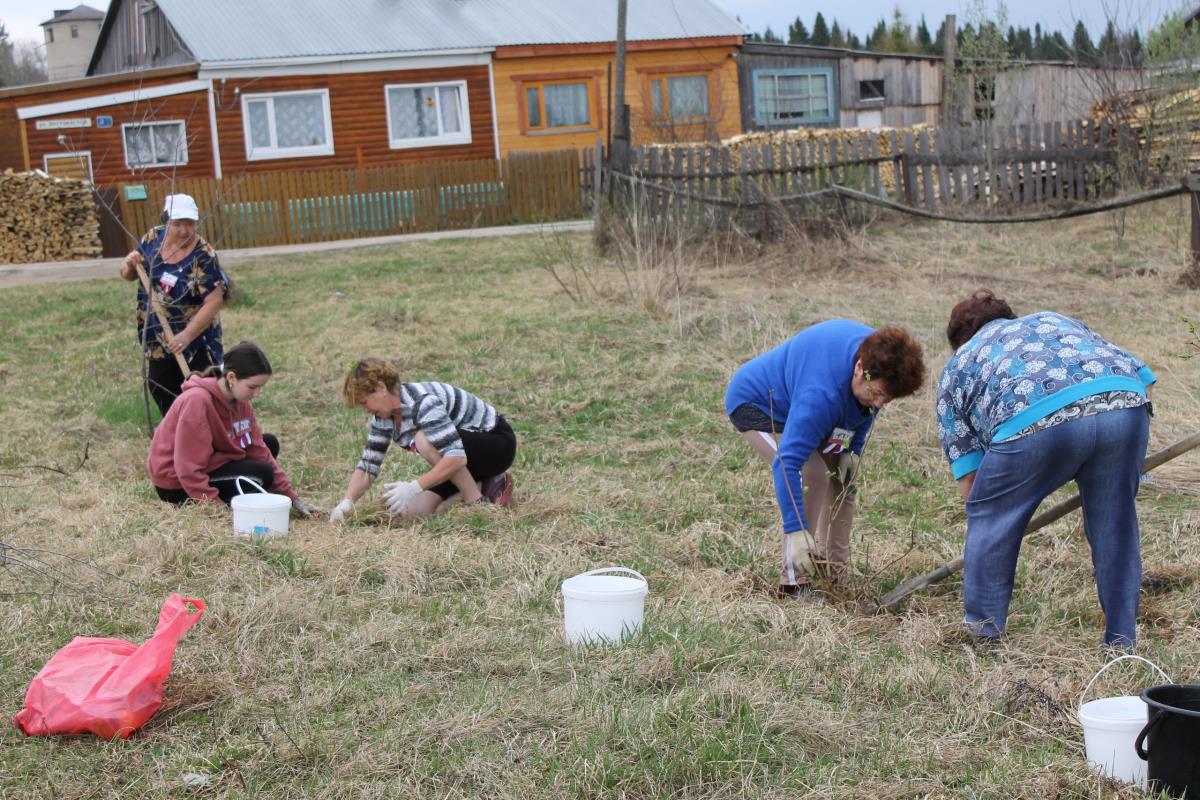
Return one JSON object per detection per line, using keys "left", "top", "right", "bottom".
{"left": 147, "top": 341, "right": 321, "bottom": 515}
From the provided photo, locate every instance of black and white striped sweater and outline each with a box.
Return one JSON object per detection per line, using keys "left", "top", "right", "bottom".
{"left": 355, "top": 382, "right": 498, "bottom": 476}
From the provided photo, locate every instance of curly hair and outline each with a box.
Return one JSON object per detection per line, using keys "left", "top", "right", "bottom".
{"left": 946, "top": 289, "right": 1016, "bottom": 350}
{"left": 855, "top": 327, "right": 925, "bottom": 400}
{"left": 341, "top": 357, "right": 400, "bottom": 408}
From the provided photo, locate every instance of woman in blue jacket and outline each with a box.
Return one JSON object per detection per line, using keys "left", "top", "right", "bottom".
{"left": 726, "top": 321, "right": 926, "bottom": 598}
{"left": 938, "top": 290, "right": 1155, "bottom": 648}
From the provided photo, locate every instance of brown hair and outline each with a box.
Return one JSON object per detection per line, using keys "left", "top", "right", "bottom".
{"left": 855, "top": 327, "right": 926, "bottom": 400}
{"left": 341, "top": 357, "right": 400, "bottom": 407}
{"left": 946, "top": 289, "right": 1016, "bottom": 350}
{"left": 200, "top": 341, "right": 271, "bottom": 379}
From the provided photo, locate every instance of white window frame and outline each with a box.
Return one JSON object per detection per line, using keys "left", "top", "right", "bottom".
{"left": 43, "top": 151, "right": 94, "bottom": 183}
{"left": 384, "top": 80, "right": 472, "bottom": 149}
{"left": 121, "top": 119, "right": 189, "bottom": 169}
{"left": 240, "top": 88, "right": 334, "bottom": 161}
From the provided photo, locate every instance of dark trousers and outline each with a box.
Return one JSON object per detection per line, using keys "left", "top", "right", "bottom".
{"left": 154, "top": 436, "right": 282, "bottom": 506}
{"left": 147, "top": 349, "right": 217, "bottom": 417}
{"left": 429, "top": 416, "right": 518, "bottom": 499}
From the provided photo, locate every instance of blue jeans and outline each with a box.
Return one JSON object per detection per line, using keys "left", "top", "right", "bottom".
{"left": 963, "top": 406, "right": 1150, "bottom": 648}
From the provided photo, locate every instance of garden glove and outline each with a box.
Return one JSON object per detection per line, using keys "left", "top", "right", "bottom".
{"left": 835, "top": 451, "right": 860, "bottom": 486}
{"left": 780, "top": 529, "right": 817, "bottom": 589}
{"left": 292, "top": 498, "right": 325, "bottom": 518}
{"left": 384, "top": 480, "right": 423, "bottom": 516}
{"left": 330, "top": 498, "right": 355, "bottom": 524}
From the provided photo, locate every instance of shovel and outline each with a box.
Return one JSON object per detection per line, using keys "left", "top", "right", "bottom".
{"left": 133, "top": 258, "right": 190, "bottom": 377}
{"left": 880, "top": 429, "right": 1200, "bottom": 611}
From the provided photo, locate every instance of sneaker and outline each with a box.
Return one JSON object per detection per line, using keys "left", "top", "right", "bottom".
{"left": 481, "top": 471, "right": 514, "bottom": 506}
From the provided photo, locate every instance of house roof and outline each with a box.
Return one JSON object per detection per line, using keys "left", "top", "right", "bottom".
{"left": 151, "top": 0, "right": 746, "bottom": 62}
{"left": 41, "top": 4, "right": 106, "bottom": 25}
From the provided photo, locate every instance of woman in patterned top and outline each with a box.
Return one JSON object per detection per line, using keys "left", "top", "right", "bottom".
{"left": 119, "top": 193, "right": 228, "bottom": 417}
{"left": 937, "top": 289, "right": 1156, "bottom": 649}
{"left": 330, "top": 358, "right": 517, "bottom": 522}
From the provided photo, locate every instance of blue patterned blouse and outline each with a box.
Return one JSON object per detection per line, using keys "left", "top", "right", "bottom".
{"left": 937, "top": 312, "right": 1155, "bottom": 478}
{"left": 133, "top": 226, "right": 227, "bottom": 363}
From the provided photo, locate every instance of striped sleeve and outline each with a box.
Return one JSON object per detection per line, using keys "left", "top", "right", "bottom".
{"left": 412, "top": 392, "right": 467, "bottom": 459}
{"left": 355, "top": 416, "right": 395, "bottom": 477}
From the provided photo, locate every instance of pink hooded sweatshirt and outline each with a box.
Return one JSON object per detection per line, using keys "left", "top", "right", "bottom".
{"left": 146, "top": 375, "right": 297, "bottom": 502}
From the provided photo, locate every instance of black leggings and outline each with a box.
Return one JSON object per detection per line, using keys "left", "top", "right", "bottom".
{"left": 154, "top": 435, "right": 282, "bottom": 506}
{"left": 147, "top": 349, "right": 217, "bottom": 418}
{"left": 429, "top": 416, "right": 517, "bottom": 500}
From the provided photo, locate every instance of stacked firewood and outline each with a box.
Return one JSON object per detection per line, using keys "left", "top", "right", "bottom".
{"left": 0, "top": 170, "right": 102, "bottom": 264}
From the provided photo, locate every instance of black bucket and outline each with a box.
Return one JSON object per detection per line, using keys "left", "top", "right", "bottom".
{"left": 1136, "top": 684, "right": 1200, "bottom": 798}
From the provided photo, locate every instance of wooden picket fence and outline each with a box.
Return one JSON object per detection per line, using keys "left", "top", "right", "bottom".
{"left": 895, "top": 120, "right": 1138, "bottom": 208}
{"left": 596, "top": 119, "right": 1142, "bottom": 236}
{"left": 116, "top": 150, "right": 582, "bottom": 250}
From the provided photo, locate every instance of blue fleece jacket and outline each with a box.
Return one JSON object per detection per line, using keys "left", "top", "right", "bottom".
{"left": 725, "top": 320, "right": 876, "bottom": 533}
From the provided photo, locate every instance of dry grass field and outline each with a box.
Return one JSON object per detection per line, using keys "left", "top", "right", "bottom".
{"left": 1, "top": 197, "right": 1198, "bottom": 799}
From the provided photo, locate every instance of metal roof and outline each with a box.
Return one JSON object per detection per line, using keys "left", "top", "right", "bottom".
{"left": 153, "top": 0, "right": 746, "bottom": 62}
{"left": 41, "top": 4, "right": 106, "bottom": 25}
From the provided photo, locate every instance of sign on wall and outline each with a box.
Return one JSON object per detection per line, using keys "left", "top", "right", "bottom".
{"left": 96, "top": 116, "right": 113, "bottom": 128}
{"left": 35, "top": 118, "right": 92, "bottom": 130}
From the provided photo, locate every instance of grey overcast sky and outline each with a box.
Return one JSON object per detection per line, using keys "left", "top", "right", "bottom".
{"left": 0, "top": 0, "right": 1184, "bottom": 49}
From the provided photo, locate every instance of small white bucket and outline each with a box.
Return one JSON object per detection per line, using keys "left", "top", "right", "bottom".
{"left": 1078, "top": 654, "right": 1172, "bottom": 785}
{"left": 561, "top": 567, "right": 648, "bottom": 646}
{"left": 230, "top": 493, "right": 291, "bottom": 537}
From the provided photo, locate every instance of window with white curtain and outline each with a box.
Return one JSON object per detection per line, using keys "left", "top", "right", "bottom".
{"left": 385, "top": 81, "right": 471, "bottom": 149}
{"left": 122, "top": 120, "right": 188, "bottom": 168}
{"left": 754, "top": 69, "right": 835, "bottom": 126}
{"left": 240, "top": 89, "right": 334, "bottom": 160}
{"left": 649, "top": 74, "right": 712, "bottom": 121}
{"left": 525, "top": 81, "right": 592, "bottom": 131}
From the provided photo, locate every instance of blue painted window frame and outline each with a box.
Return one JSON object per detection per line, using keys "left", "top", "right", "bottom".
{"left": 751, "top": 67, "right": 837, "bottom": 127}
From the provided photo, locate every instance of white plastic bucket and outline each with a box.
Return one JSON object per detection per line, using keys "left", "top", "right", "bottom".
{"left": 1077, "top": 655, "right": 1172, "bottom": 785}
{"left": 561, "top": 567, "right": 648, "bottom": 646}
{"left": 230, "top": 492, "right": 291, "bottom": 537}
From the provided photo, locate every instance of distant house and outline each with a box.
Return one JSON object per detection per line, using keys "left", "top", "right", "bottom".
{"left": 738, "top": 41, "right": 1144, "bottom": 132}
{"left": 738, "top": 43, "right": 941, "bottom": 131}
{"left": 0, "top": 0, "right": 745, "bottom": 186}
{"left": 41, "top": 5, "right": 105, "bottom": 82}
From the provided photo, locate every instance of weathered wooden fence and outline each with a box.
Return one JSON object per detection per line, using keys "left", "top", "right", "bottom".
{"left": 116, "top": 150, "right": 582, "bottom": 250}
{"left": 895, "top": 120, "right": 1138, "bottom": 208}
{"left": 597, "top": 120, "right": 1143, "bottom": 236}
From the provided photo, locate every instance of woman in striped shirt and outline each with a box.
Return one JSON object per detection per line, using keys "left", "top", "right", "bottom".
{"left": 330, "top": 358, "right": 516, "bottom": 522}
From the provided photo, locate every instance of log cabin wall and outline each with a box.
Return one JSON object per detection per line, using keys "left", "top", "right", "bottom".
{"left": 211, "top": 65, "right": 496, "bottom": 176}
{"left": 493, "top": 38, "right": 741, "bottom": 155}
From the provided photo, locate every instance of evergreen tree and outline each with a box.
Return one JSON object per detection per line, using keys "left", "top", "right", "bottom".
{"left": 1033, "top": 23, "right": 1043, "bottom": 57}
{"left": 1014, "top": 26, "right": 1034, "bottom": 59}
{"left": 1072, "top": 21, "right": 1096, "bottom": 66}
{"left": 1041, "top": 31, "right": 1071, "bottom": 60}
{"left": 1006, "top": 25, "right": 1018, "bottom": 54}
{"left": 788, "top": 17, "right": 810, "bottom": 45}
{"left": 933, "top": 18, "right": 947, "bottom": 54}
{"left": 916, "top": 15, "right": 934, "bottom": 53}
{"left": 846, "top": 32, "right": 863, "bottom": 50}
{"left": 888, "top": 8, "right": 914, "bottom": 53}
{"left": 811, "top": 12, "right": 831, "bottom": 46}
{"left": 866, "top": 18, "right": 888, "bottom": 51}
{"left": 1096, "top": 20, "right": 1121, "bottom": 66}
{"left": 762, "top": 25, "right": 783, "bottom": 44}
{"left": 1128, "top": 29, "right": 1143, "bottom": 66}
{"left": 830, "top": 20, "right": 846, "bottom": 48}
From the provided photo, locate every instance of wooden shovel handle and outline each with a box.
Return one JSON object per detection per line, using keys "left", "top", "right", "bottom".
{"left": 134, "top": 258, "right": 190, "bottom": 377}
{"left": 880, "top": 428, "right": 1200, "bottom": 611}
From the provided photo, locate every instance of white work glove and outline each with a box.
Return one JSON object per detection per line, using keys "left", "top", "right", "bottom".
{"left": 329, "top": 498, "right": 355, "bottom": 524}
{"left": 780, "top": 529, "right": 817, "bottom": 589}
{"left": 384, "top": 480, "right": 423, "bottom": 516}
{"left": 835, "top": 451, "right": 860, "bottom": 485}
{"left": 292, "top": 498, "right": 324, "bottom": 518}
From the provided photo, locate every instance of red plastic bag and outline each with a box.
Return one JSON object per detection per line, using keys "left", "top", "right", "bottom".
{"left": 14, "top": 594, "right": 205, "bottom": 739}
